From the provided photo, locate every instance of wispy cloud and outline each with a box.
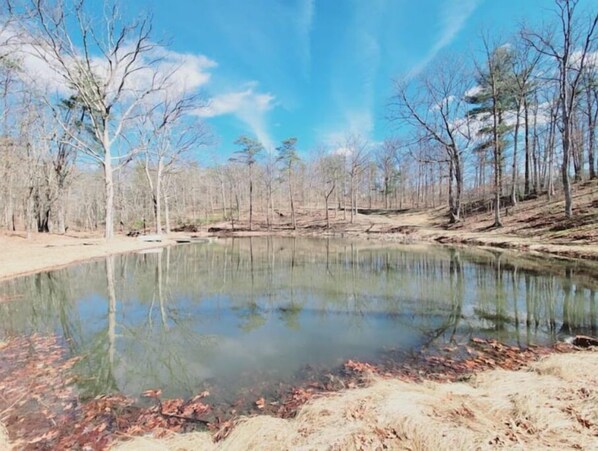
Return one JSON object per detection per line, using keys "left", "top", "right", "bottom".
{"left": 324, "top": 1, "right": 383, "bottom": 146}
{"left": 197, "top": 84, "right": 274, "bottom": 118}
{"left": 408, "top": 0, "right": 482, "bottom": 77}
{"left": 319, "top": 107, "right": 374, "bottom": 148}
{"left": 296, "top": 0, "right": 315, "bottom": 77}
{"left": 196, "top": 82, "right": 277, "bottom": 151}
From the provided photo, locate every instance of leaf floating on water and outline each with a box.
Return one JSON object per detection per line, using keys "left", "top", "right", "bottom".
{"left": 141, "top": 389, "right": 162, "bottom": 398}
{"left": 190, "top": 390, "right": 210, "bottom": 402}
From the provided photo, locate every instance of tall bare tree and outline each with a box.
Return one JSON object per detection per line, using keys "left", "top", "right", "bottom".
{"left": 340, "top": 134, "right": 369, "bottom": 223}
{"left": 523, "top": 0, "right": 598, "bottom": 217}
{"left": 376, "top": 138, "right": 401, "bottom": 209}
{"left": 17, "top": 0, "right": 172, "bottom": 238}
{"left": 231, "top": 136, "right": 263, "bottom": 231}
{"left": 316, "top": 152, "right": 342, "bottom": 229}
{"left": 510, "top": 38, "right": 541, "bottom": 205}
{"left": 390, "top": 58, "right": 472, "bottom": 223}
{"left": 138, "top": 94, "right": 210, "bottom": 234}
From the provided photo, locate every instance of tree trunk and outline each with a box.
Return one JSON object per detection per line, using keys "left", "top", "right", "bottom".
{"left": 104, "top": 152, "right": 115, "bottom": 240}
{"left": 384, "top": 176, "right": 389, "bottom": 209}
{"left": 220, "top": 178, "right": 227, "bottom": 220}
{"left": 562, "top": 117, "right": 573, "bottom": 218}
{"left": 164, "top": 189, "right": 171, "bottom": 234}
{"left": 325, "top": 193, "right": 329, "bottom": 229}
{"left": 55, "top": 184, "right": 66, "bottom": 234}
{"left": 589, "top": 123, "right": 596, "bottom": 180}
{"left": 455, "top": 157, "right": 463, "bottom": 221}
{"left": 588, "top": 91, "right": 597, "bottom": 180}
{"left": 349, "top": 175, "right": 354, "bottom": 224}
{"left": 448, "top": 159, "right": 456, "bottom": 223}
{"left": 289, "top": 170, "right": 296, "bottom": 230}
{"left": 248, "top": 165, "right": 253, "bottom": 231}
{"left": 524, "top": 98, "right": 531, "bottom": 196}
{"left": 492, "top": 89, "right": 502, "bottom": 228}
{"left": 511, "top": 102, "right": 521, "bottom": 206}
{"left": 155, "top": 161, "right": 163, "bottom": 235}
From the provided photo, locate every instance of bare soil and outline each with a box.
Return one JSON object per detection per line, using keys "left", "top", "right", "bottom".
{"left": 207, "top": 179, "right": 598, "bottom": 261}
{"left": 0, "top": 231, "right": 204, "bottom": 281}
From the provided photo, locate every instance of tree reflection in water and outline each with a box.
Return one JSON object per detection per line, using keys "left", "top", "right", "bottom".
{"left": 0, "top": 238, "right": 596, "bottom": 401}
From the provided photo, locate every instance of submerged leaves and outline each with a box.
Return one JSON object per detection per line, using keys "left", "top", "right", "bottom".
{"left": 0, "top": 333, "right": 589, "bottom": 450}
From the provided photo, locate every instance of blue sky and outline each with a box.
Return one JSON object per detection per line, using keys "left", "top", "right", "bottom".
{"left": 126, "top": 0, "right": 591, "bottom": 159}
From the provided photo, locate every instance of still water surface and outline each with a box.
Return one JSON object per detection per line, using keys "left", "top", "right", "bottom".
{"left": 0, "top": 238, "right": 596, "bottom": 401}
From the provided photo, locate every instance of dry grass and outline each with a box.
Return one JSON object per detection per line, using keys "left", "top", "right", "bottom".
{"left": 112, "top": 351, "right": 598, "bottom": 451}
{"left": 0, "top": 423, "right": 9, "bottom": 451}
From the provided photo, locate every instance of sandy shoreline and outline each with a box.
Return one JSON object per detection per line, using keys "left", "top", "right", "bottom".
{"left": 0, "top": 232, "right": 187, "bottom": 282}
{"left": 0, "top": 219, "right": 596, "bottom": 284}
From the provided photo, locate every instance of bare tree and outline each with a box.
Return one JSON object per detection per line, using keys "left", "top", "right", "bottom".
{"left": 376, "top": 138, "right": 401, "bottom": 209}
{"left": 523, "top": 0, "right": 598, "bottom": 217}
{"left": 581, "top": 57, "right": 598, "bottom": 180}
{"left": 510, "top": 38, "right": 541, "bottom": 205}
{"left": 138, "top": 94, "right": 210, "bottom": 234}
{"left": 231, "top": 136, "right": 263, "bottom": 231}
{"left": 315, "top": 152, "right": 342, "bottom": 229}
{"left": 390, "top": 57, "right": 472, "bottom": 223}
{"left": 340, "top": 134, "right": 369, "bottom": 223}
{"left": 18, "top": 0, "right": 172, "bottom": 238}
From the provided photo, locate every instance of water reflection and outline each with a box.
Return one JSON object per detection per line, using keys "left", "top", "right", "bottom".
{"left": 0, "top": 237, "right": 596, "bottom": 400}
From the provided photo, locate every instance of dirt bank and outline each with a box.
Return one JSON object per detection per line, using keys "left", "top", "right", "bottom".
{"left": 0, "top": 232, "right": 198, "bottom": 281}
{"left": 205, "top": 179, "right": 598, "bottom": 261}
{"left": 0, "top": 181, "right": 595, "bottom": 282}
{"left": 111, "top": 350, "right": 598, "bottom": 451}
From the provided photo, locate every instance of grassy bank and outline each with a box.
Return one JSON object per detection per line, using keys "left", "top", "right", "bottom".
{"left": 111, "top": 350, "right": 597, "bottom": 451}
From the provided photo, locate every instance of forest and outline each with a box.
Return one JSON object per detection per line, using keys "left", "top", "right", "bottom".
{"left": 0, "top": 0, "right": 596, "bottom": 239}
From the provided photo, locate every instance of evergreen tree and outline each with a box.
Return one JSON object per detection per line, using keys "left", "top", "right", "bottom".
{"left": 466, "top": 44, "right": 517, "bottom": 227}
{"left": 276, "top": 137, "right": 300, "bottom": 230}
{"left": 231, "top": 136, "right": 264, "bottom": 230}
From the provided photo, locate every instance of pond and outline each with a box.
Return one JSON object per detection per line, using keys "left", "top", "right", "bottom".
{"left": 0, "top": 237, "right": 596, "bottom": 404}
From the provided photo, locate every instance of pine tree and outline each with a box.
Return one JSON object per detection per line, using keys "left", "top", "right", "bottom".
{"left": 466, "top": 44, "right": 517, "bottom": 227}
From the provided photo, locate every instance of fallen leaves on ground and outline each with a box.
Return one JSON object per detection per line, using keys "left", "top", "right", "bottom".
{"left": 0, "top": 333, "right": 591, "bottom": 450}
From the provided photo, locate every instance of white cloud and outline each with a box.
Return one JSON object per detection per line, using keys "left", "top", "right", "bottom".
{"left": 570, "top": 50, "right": 598, "bottom": 69}
{"left": 197, "top": 85, "right": 274, "bottom": 118}
{"left": 2, "top": 17, "right": 284, "bottom": 152}
{"left": 195, "top": 83, "right": 276, "bottom": 151}
{"left": 150, "top": 48, "right": 216, "bottom": 95}
{"left": 0, "top": 24, "right": 215, "bottom": 101}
